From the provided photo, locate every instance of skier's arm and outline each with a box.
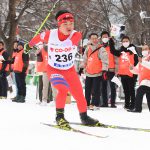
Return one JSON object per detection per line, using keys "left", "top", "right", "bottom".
{"left": 29, "top": 30, "right": 50, "bottom": 47}
{"left": 24, "top": 30, "right": 50, "bottom": 53}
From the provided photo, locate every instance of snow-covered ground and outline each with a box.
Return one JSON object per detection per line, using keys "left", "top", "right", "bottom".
{"left": 0, "top": 85, "right": 150, "bottom": 150}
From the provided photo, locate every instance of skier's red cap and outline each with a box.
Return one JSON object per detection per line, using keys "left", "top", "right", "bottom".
{"left": 57, "top": 13, "right": 74, "bottom": 26}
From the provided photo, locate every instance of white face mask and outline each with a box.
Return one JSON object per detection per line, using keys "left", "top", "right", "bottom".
{"left": 122, "top": 42, "right": 130, "bottom": 48}
{"left": 102, "top": 38, "right": 109, "bottom": 43}
{"left": 142, "top": 51, "right": 149, "bottom": 57}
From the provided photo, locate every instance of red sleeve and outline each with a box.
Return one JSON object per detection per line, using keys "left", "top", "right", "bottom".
{"left": 71, "top": 32, "right": 82, "bottom": 46}
{"left": 29, "top": 30, "right": 50, "bottom": 47}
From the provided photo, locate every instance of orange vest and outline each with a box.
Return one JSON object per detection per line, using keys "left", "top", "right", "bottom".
{"left": 105, "top": 46, "right": 115, "bottom": 69}
{"left": 0, "top": 50, "right": 9, "bottom": 72}
{"left": 36, "top": 49, "right": 48, "bottom": 72}
{"left": 139, "top": 63, "right": 150, "bottom": 83}
{"left": 86, "top": 46, "right": 102, "bottom": 74}
{"left": 12, "top": 51, "right": 17, "bottom": 58}
{"left": 13, "top": 50, "right": 24, "bottom": 72}
{"left": 118, "top": 52, "right": 134, "bottom": 77}
{"left": 11, "top": 51, "right": 17, "bottom": 70}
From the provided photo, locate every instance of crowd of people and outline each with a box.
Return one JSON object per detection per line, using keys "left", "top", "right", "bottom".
{"left": 0, "top": 40, "right": 29, "bottom": 103}
{"left": 0, "top": 10, "right": 150, "bottom": 128}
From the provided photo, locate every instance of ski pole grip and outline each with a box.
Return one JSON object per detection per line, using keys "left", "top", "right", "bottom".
{"left": 24, "top": 43, "right": 32, "bottom": 54}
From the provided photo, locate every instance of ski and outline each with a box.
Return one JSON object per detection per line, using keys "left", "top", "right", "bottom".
{"left": 69, "top": 122, "right": 150, "bottom": 132}
{"left": 41, "top": 122, "right": 108, "bottom": 138}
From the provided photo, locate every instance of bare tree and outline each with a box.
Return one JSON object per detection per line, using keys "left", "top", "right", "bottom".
{"left": 0, "top": 0, "right": 38, "bottom": 55}
{"left": 1, "top": 0, "right": 150, "bottom": 56}
{"left": 110, "top": 0, "right": 150, "bottom": 45}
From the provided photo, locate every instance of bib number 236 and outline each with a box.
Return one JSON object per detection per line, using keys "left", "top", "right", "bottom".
{"left": 55, "top": 53, "right": 73, "bottom": 62}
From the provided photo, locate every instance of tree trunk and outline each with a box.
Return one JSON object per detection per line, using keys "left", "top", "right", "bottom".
{"left": 4, "top": 0, "right": 17, "bottom": 56}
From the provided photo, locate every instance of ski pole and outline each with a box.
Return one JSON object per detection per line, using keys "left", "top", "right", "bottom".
{"left": 24, "top": 0, "right": 60, "bottom": 53}
{"left": 33, "top": 0, "right": 60, "bottom": 37}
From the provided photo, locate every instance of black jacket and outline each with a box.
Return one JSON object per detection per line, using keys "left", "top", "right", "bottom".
{"left": 0, "top": 48, "right": 9, "bottom": 72}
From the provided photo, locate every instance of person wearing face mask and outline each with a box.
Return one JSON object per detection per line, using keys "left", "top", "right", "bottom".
{"left": 81, "top": 33, "right": 108, "bottom": 110}
{"left": 100, "top": 31, "right": 117, "bottom": 108}
{"left": 128, "top": 45, "right": 150, "bottom": 112}
{"left": 110, "top": 36, "right": 138, "bottom": 110}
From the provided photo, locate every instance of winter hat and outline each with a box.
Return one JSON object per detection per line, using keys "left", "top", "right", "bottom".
{"left": 55, "top": 10, "right": 74, "bottom": 26}
{"left": 18, "top": 41, "right": 24, "bottom": 47}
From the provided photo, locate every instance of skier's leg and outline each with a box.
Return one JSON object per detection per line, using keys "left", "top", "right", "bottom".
{"left": 64, "top": 67, "right": 100, "bottom": 126}
{"left": 47, "top": 66, "right": 70, "bottom": 128}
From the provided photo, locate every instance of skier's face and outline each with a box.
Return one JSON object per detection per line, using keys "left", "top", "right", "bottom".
{"left": 59, "top": 21, "right": 74, "bottom": 35}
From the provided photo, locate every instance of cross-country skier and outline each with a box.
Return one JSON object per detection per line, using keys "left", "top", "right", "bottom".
{"left": 25, "top": 10, "right": 101, "bottom": 129}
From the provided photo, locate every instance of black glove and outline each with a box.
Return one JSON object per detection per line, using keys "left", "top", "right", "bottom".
{"left": 78, "top": 68, "right": 84, "bottom": 76}
{"left": 22, "top": 67, "right": 27, "bottom": 73}
{"left": 109, "top": 38, "right": 115, "bottom": 47}
{"left": 24, "top": 43, "right": 32, "bottom": 54}
{"left": 37, "top": 52, "right": 43, "bottom": 62}
{"left": 102, "top": 71, "right": 108, "bottom": 80}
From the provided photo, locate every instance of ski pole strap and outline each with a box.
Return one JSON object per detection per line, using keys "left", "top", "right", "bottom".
{"left": 33, "top": 0, "right": 60, "bottom": 37}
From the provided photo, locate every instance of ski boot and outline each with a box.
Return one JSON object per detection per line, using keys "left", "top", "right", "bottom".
{"left": 56, "top": 109, "right": 71, "bottom": 130}
{"left": 80, "top": 112, "right": 105, "bottom": 127}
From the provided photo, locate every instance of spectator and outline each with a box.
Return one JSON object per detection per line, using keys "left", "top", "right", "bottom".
{"left": 11, "top": 40, "right": 19, "bottom": 100}
{"left": 0, "top": 41, "right": 9, "bottom": 99}
{"left": 82, "top": 33, "right": 108, "bottom": 110}
{"left": 110, "top": 36, "right": 138, "bottom": 110}
{"left": 128, "top": 45, "right": 150, "bottom": 112}
{"left": 100, "top": 31, "right": 117, "bottom": 108}
{"left": 12, "top": 41, "right": 29, "bottom": 103}
{"left": 36, "top": 47, "right": 51, "bottom": 105}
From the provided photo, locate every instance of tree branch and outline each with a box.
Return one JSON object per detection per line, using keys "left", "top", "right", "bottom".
{"left": 16, "top": 0, "right": 38, "bottom": 23}
{"left": 0, "top": 26, "right": 7, "bottom": 43}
